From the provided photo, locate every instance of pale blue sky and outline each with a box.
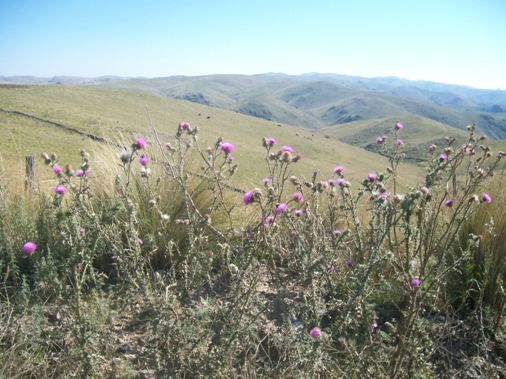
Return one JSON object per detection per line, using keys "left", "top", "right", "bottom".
{"left": 1, "top": 0, "right": 505, "bottom": 89}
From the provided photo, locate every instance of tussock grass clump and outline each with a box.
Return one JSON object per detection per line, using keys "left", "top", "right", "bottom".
{"left": 1, "top": 120, "right": 505, "bottom": 378}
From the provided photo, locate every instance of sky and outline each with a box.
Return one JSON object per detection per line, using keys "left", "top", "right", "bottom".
{"left": 1, "top": 0, "right": 506, "bottom": 89}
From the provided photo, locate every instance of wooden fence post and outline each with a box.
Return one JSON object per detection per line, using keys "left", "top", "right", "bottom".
{"left": 25, "top": 155, "right": 35, "bottom": 193}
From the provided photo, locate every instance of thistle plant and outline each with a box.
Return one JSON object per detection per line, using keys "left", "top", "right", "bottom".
{"left": 1, "top": 118, "right": 504, "bottom": 378}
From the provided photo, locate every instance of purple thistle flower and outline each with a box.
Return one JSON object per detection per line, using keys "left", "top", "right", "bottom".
{"left": 53, "top": 164, "right": 63, "bottom": 175}
{"left": 345, "top": 258, "right": 353, "bottom": 267}
{"left": 395, "top": 121, "right": 404, "bottom": 130}
{"left": 376, "top": 136, "right": 385, "bottom": 144}
{"left": 333, "top": 229, "right": 342, "bottom": 237}
{"left": 264, "top": 137, "right": 277, "bottom": 147}
{"left": 310, "top": 327, "right": 321, "bottom": 340}
{"left": 243, "top": 191, "right": 255, "bottom": 205}
{"left": 220, "top": 142, "right": 236, "bottom": 154}
{"left": 439, "top": 153, "right": 448, "bottom": 162}
{"left": 264, "top": 214, "right": 276, "bottom": 224}
{"left": 334, "top": 165, "right": 344, "bottom": 174}
{"left": 326, "top": 263, "right": 336, "bottom": 271}
{"left": 482, "top": 192, "right": 492, "bottom": 203}
{"left": 444, "top": 199, "right": 454, "bottom": 207}
{"left": 276, "top": 203, "right": 289, "bottom": 214}
{"left": 379, "top": 192, "right": 391, "bottom": 202}
{"left": 54, "top": 185, "right": 68, "bottom": 195}
{"left": 294, "top": 209, "right": 305, "bottom": 217}
{"left": 79, "top": 227, "right": 86, "bottom": 236}
{"left": 429, "top": 144, "right": 437, "bottom": 153}
{"left": 139, "top": 154, "right": 149, "bottom": 166}
{"left": 75, "top": 169, "right": 85, "bottom": 177}
{"left": 135, "top": 137, "right": 148, "bottom": 150}
{"left": 371, "top": 320, "right": 379, "bottom": 330}
{"left": 22, "top": 241, "right": 37, "bottom": 255}
{"left": 292, "top": 191, "right": 304, "bottom": 204}
{"left": 262, "top": 176, "right": 272, "bottom": 186}
{"left": 395, "top": 138, "right": 404, "bottom": 146}
{"left": 179, "top": 121, "right": 190, "bottom": 131}
{"left": 368, "top": 173, "right": 378, "bottom": 182}
{"left": 280, "top": 145, "right": 294, "bottom": 153}
{"left": 336, "top": 178, "right": 346, "bottom": 187}
{"left": 411, "top": 278, "right": 423, "bottom": 288}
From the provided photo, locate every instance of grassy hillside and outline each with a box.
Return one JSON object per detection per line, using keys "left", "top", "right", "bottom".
{"left": 319, "top": 116, "right": 469, "bottom": 161}
{"left": 105, "top": 74, "right": 506, "bottom": 138}
{"left": 319, "top": 115, "right": 506, "bottom": 164}
{"left": 0, "top": 85, "right": 424, "bottom": 190}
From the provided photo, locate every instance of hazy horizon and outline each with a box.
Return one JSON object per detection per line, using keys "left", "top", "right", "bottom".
{"left": 3, "top": 71, "right": 506, "bottom": 92}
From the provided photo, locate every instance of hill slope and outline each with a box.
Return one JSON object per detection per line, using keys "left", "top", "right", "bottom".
{"left": 0, "top": 85, "right": 424, "bottom": 189}
{"left": 104, "top": 74, "right": 506, "bottom": 138}
{"left": 318, "top": 116, "right": 471, "bottom": 162}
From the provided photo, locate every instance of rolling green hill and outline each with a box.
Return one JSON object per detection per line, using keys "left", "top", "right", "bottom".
{"left": 104, "top": 74, "right": 506, "bottom": 138}
{"left": 318, "top": 115, "right": 506, "bottom": 164}
{"left": 5, "top": 74, "right": 506, "bottom": 138}
{"left": 318, "top": 116, "right": 470, "bottom": 162}
{"left": 0, "top": 85, "right": 424, "bottom": 190}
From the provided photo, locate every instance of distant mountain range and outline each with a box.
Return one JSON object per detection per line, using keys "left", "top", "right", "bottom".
{"left": 0, "top": 75, "right": 126, "bottom": 85}
{"left": 2, "top": 73, "right": 506, "bottom": 138}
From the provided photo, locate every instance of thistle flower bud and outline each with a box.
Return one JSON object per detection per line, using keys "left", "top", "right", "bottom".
{"left": 394, "top": 194, "right": 405, "bottom": 203}
{"left": 281, "top": 151, "right": 292, "bottom": 162}
{"left": 316, "top": 180, "right": 329, "bottom": 192}
{"left": 140, "top": 166, "right": 151, "bottom": 177}
{"left": 292, "top": 153, "right": 302, "bottom": 163}
{"left": 120, "top": 150, "right": 132, "bottom": 163}
{"left": 65, "top": 164, "right": 74, "bottom": 177}
{"left": 229, "top": 264, "right": 239, "bottom": 274}
{"left": 290, "top": 176, "right": 300, "bottom": 185}
{"left": 448, "top": 137, "right": 456, "bottom": 145}
{"left": 469, "top": 194, "right": 480, "bottom": 203}
{"left": 41, "top": 153, "right": 51, "bottom": 164}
